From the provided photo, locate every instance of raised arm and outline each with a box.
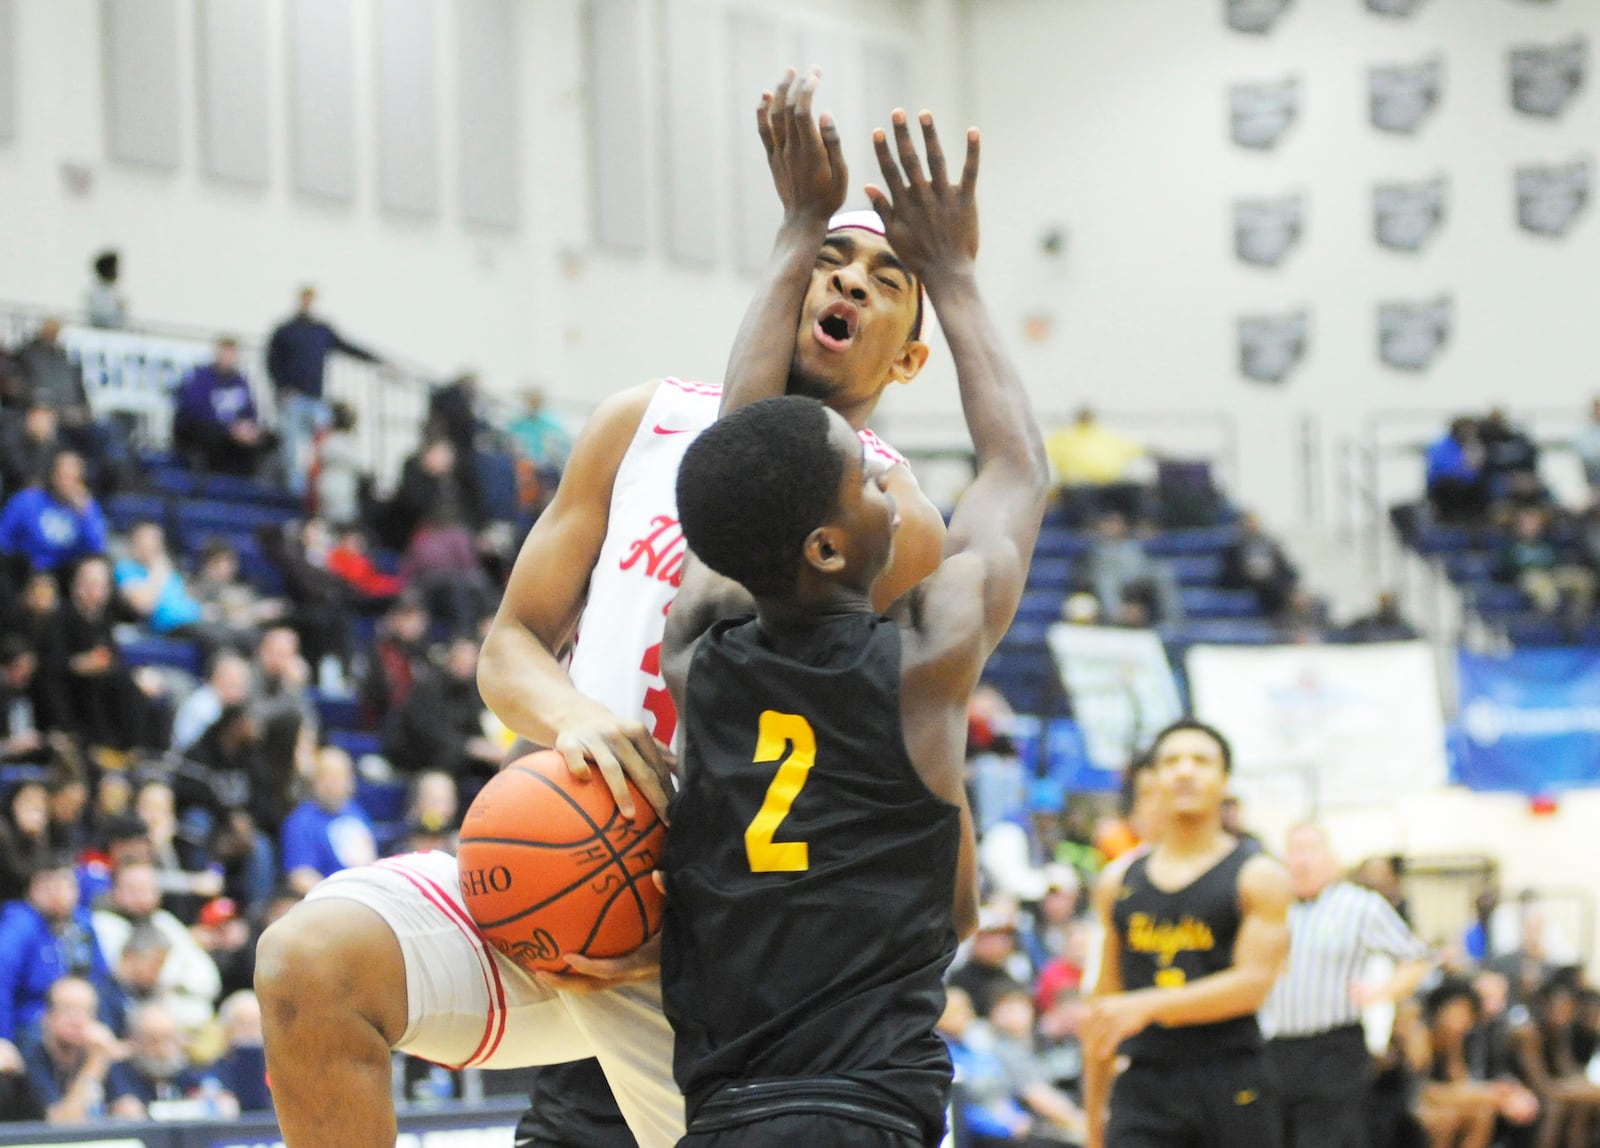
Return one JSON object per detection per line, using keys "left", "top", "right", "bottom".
{"left": 866, "top": 112, "right": 1048, "bottom": 648}
{"left": 719, "top": 67, "right": 848, "bottom": 418}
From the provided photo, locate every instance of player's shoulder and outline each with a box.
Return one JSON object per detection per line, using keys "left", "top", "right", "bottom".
{"left": 1091, "top": 847, "right": 1145, "bottom": 914}
{"left": 1238, "top": 849, "right": 1292, "bottom": 913}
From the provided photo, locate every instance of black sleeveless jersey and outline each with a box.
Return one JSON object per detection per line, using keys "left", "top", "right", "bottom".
{"left": 660, "top": 613, "right": 961, "bottom": 1143}
{"left": 1112, "top": 837, "right": 1264, "bottom": 1063}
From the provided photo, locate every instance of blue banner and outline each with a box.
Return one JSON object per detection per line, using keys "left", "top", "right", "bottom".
{"left": 1456, "top": 650, "right": 1600, "bottom": 793}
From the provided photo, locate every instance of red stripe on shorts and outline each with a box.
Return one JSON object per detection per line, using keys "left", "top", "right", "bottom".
{"left": 378, "top": 859, "right": 510, "bottom": 1068}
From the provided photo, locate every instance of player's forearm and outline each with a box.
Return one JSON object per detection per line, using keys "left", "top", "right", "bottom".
{"left": 478, "top": 621, "right": 594, "bottom": 747}
{"left": 924, "top": 266, "right": 1047, "bottom": 486}
{"left": 1083, "top": 1051, "right": 1113, "bottom": 1142}
{"left": 721, "top": 216, "right": 825, "bottom": 416}
{"left": 1137, "top": 965, "right": 1279, "bottom": 1029}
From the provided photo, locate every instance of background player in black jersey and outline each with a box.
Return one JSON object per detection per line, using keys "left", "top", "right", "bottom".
{"left": 654, "top": 71, "right": 1048, "bottom": 1147}
{"left": 1082, "top": 719, "right": 1293, "bottom": 1148}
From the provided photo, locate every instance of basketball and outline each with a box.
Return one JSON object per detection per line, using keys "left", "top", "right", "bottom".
{"left": 457, "top": 750, "right": 666, "bottom": 975}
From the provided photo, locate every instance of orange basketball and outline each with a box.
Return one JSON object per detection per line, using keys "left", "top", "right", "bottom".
{"left": 457, "top": 750, "right": 666, "bottom": 975}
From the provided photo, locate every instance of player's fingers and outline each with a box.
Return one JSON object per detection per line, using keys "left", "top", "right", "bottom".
{"left": 820, "top": 113, "right": 847, "bottom": 191}
{"left": 605, "top": 728, "right": 673, "bottom": 822}
{"left": 871, "top": 130, "right": 905, "bottom": 200}
{"left": 581, "top": 737, "right": 637, "bottom": 819}
{"left": 919, "top": 110, "right": 949, "bottom": 187}
{"left": 756, "top": 94, "right": 775, "bottom": 158}
{"left": 959, "top": 127, "right": 981, "bottom": 200}
{"left": 552, "top": 733, "right": 593, "bottom": 783}
{"left": 769, "top": 68, "right": 795, "bottom": 149}
{"left": 561, "top": 952, "right": 653, "bottom": 982}
{"left": 652, "top": 870, "right": 666, "bottom": 896}
{"left": 863, "top": 184, "right": 895, "bottom": 227}
{"left": 891, "top": 109, "right": 926, "bottom": 190}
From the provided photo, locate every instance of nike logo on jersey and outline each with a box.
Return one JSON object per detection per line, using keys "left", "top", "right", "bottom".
{"left": 652, "top": 424, "right": 693, "bottom": 435}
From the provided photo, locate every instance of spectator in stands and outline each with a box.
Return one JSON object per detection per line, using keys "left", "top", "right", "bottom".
{"left": 1275, "top": 587, "right": 1327, "bottom": 644}
{"left": 75, "top": 813, "right": 155, "bottom": 908}
{"left": 1426, "top": 417, "right": 1491, "bottom": 524}
{"left": 0, "top": 783, "right": 52, "bottom": 905}
{"left": 326, "top": 523, "right": 403, "bottom": 603}
{"left": 1337, "top": 591, "right": 1421, "bottom": 643}
{"left": 951, "top": 903, "right": 1034, "bottom": 1019}
{"left": 1420, "top": 977, "right": 1540, "bottom": 1148}
{"left": 1511, "top": 971, "right": 1600, "bottom": 1147}
{"left": 1496, "top": 508, "right": 1597, "bottom": 633}
{"left": 509, "top": 385, "right": 573, "bottom": 471}
{"left": 3, "top": 571, "right": 59, "bottom": 649}
{"left": 175, "top": 705, "right": 281, "bottom": 906}
{"left": 426, "top": 372, "right": 488, "bottom": 524}
{"left": 381, "top": 636, "right": 502, "bottom": 784}
{"left": 257, "top": 519, "right": 356, "bottom": 683}
{"left": 360, "top": 590, "right": 429, "bottom": 725}
{"left": 0, "top": 855, "right": 121, "bottom": 1044}
{"left": 115, "top": 1000, "right": 226, "bottom": 1116}
{"left": 1219, "top": 510, "right": 1299, "bottom": 617}
{"left": 172, "top": 337, "right": 273, "bottom": 477}
{"left": 114, "top": 520, "right": 205, "bottom": 637}
{"left": 405, "top": 770, "right": 459, "bottom": 844}
{"left": 38, "top": 556, "right": 151, "bottom": 758}
{"left": 0, "top": 401, "right": 60, "bottom": 496}
{"left": 252, "top": 623, "right": 313, "bottom": 734}
{"left": 0, "top": 634, "right": 50, "bottom": 766}
{"left": 280, "top": 746, "right": 376, "bottom": 895}
{"left": 14, "top": 320, "right": 122, "bottom": 493}
{"left": 315, "top": 400, "right": 364, "bottom": 526}
{"left": 1489, "top": 903, "right": 1560, "bottom": 1009}
{"left": 986, "top": 985, "right": 1087, "bottom": 1141}
{"left": 1081, "top": 512, "right": 1182, "bottom": 626}
{"left": 211, "top": 990, "right": 270, "bottom": 1113}
{"left": 91, "top": 861, "right": 220, "bottom": 1035}
{"left": 44, "top": 769, "right": 90, "bottom": 858}
{"left": 1574, "top": 397, "right": 1600, "bottom": 497}
{"left": 385, "top": 435, "right": 469, "bottom": 549}
{"left": 266, "top": 286, "right": 383, "bottom": 496}
{"left": 171, "top": 650, "right": 252, "bottom": 755}
{"left": 1479, "top": 407, "right": 1540, "bottom": 500}
{"left": 0, "top": 451, "right": 107, "bottom": 575}
{"left": 937, "top": 986, "right": 1059, "bottom": 1148}
{"left": 16, "top": 976, "right": 134, "bottom": 1123}
{"left": 190, "top": 538, "right": 286, "bottom": 638}
{"left": 1044, "top": 407, "right": 1154, "bottom": 527}
{"left": 193, "top": 898, "right": 253, "bottom": 1002}
{"left": 131, "top": 780, "right": 221, "bottom": 918}
{"left": 84, "top": 251, "right": 127, "bottom": 330}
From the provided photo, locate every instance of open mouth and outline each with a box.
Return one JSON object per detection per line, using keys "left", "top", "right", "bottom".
{"left": 813, "top": 302, "right": 859, "bottom": 352}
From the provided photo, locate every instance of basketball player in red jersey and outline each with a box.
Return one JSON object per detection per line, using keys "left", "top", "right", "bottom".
{"left": 257, "top": 71, "right": 947, "bottom": 1148}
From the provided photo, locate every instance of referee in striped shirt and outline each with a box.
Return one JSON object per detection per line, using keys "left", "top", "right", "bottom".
{"left": 1263, "top": 822, "right": 1431, "bottom": 1148}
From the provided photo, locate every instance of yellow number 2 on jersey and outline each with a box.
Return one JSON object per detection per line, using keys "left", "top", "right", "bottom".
{"left": 744, "top": 711, "right": 817, "bottom": 873}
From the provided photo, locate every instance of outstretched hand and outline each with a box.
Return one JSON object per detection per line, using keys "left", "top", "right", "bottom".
{"left": 864, "top": 109, "right": 981, "bottom": 279}
{"left": 756, "top": 67, "right": 848, "bottom": 225}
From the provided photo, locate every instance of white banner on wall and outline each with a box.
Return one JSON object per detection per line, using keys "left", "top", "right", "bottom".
{"left": 1186, "top": 642, "right": 1447, "bottom": 809}
{"left": 1047, "top": 624, "right": 1184, "bottom": 773}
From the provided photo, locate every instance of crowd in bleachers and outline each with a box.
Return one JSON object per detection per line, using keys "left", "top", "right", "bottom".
{"left": 1404, "top": 401, "right": 1600, "bottom": 644}
{"left": 0, "top": 302, "right": 569, "bottom": 1124}
{"left": 951, "top": 700, "right": 1600, "bottom": 1148}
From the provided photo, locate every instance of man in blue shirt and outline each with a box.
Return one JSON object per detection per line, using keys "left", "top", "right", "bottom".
{"left": 113, "top": 521, "right": 204, "bottom": 636}
{"left": 17, "top": 976, "right": 137, "bottom": 1123}
{"left": 0, "top": 857, "right": 122, "bottom": 1049}
{"left": 280, "top": 746, "right": 377, "bottom": 895}
{"left": 1425, "top": 417, "right": 1489, "bottom": 524}
{"left": 266, "top": 288, "right": 382, "bottom": 496}
{"left": 173, "top": 338, "right": 274, "bottom": 477}
{"left": 0, "top": 452, "right": 107, "bottom": 574}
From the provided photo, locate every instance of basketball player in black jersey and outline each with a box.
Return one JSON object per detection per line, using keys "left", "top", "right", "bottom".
{"left": 1082, "top": 719, "right": 1292, "bottom": 1148}
{"left": 653, "top": 73, "right": 1047, "bottom": 1146}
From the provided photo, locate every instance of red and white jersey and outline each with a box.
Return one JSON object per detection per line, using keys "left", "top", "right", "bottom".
{"left": 566, "top": 377, "right": 907, "bottom": 747}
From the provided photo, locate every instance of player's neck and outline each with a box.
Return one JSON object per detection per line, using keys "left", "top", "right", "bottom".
{"left": 1157, "top": 815, "right": 1231, "bottom": 859}
{"left": 755, "top": 591, "right": 875, "bottom": 633}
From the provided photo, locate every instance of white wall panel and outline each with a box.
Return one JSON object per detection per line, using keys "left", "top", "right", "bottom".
{"left": 198, "top": 0, "right": 270, "bottom": 184}
{"left": 662, "top": 0, "right": 718, "bottom": 263}
{"left": 104, "top": 0, "right": 182, "bottom": 168}
{"left": 377, "top": 0, "right": 438, "bottom": 215}
{"left": 587, "top": 0, "right": 648, "bottom": 251}
{"left": 456, "top": 0, "right": 519, "bottom": 228}
{"left": 730, "top": 9, "right": 788, "bottom": 271}
{"left": 0, "top": 0, "right": 15, "bottom": 142}
{"left": 288, "top": 0, "right": 356, "bottom": 200}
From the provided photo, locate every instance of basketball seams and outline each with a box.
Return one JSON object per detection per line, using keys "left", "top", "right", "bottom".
{"left": 466, "top": 822, "right": 661, "bottom": 931}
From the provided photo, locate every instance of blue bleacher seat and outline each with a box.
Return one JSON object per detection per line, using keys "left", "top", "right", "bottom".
{"left": 1144, "top": 526, "right": 1240, "bottom": 557}
{"left": 1169, "top": 553, "right": 1223, "bottom": 587}
{"left": 176, "top": 499, "right": 298, "bottom": 532}
{"left": 313, "top": 690, "right": 365, "bottom": 731}
{"left": 1179, "top": 587, "right": 1262, "bottom": 620}
{"left": 1026, "top": 557, "right": 1075, "bottom": 591}
{"left": 1413, "top": 523, "right": 1481, "bottom": 556}
{"left": 236, "top": 550, "right": 286, "bottom": 596}
{"left": 1160, "top": 618, "right": 1279, "bottom": 646}
{"left": 1445, "top": 551, "right": 1496, "bottom": 584}
{"left": 1471, "top": 584, "right": 1528, "bottom": 614}
{"left": 1016, "top": 590, "right": 1063, "bottom": 625}
{"left": 1505, "top": 616, "right": 1567, "bottom": 645}
{"left": 355, "top": 779, "right": 409, "bottom": 823}
{"left": 327, "top": 729, "right": 383, "bottom": 760}
{"left": 198, "top": 473, "right": 302, "bottom": 510}
{"left": 105, "top": 493, "right": 169, "bottom": 533}
{"left": 118, "top": 635, "right": 203, "bottom": 677}
{"left": 148, "top": 468, "right": 198, "bottom": 497}
{"left": 1003, "top": 620, "right": 1053, "bottom": 648}
{"left": 1032, "top": 528, "right": 1092, "bottom": 560}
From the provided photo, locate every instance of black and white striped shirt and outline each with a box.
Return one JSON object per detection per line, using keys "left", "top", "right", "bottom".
{"left": 1264, "top": 880, "right": 1428, "bottom": 1039}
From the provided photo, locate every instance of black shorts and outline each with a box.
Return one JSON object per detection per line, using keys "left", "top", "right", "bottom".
{"left": 679, "top": 1113, "right": 922, "bottom": 1148}
{"left": 1107, "top": 1048, "right": 1283, "bottom": 1148}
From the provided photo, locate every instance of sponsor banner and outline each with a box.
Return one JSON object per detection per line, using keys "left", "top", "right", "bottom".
{"left": 1186, "top": 642, "right": 1448, "bottom": 808}
{"left": 1456, "top": 650, "right": 1600, "bottom": 793}
{"left": 1046, "top": 624, "right": 1184, "bottom": 780}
